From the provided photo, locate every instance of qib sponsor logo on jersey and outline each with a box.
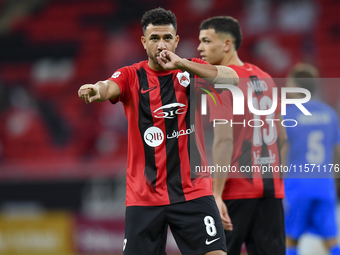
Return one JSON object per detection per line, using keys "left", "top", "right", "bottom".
{"left": 154, "top": 103, "right": 186, "bottom": 119}
{"left": 176, "top": 71, "right": 190, "bottom": 87}
{"left": 144, "top": 127, "right": 164, "bottom": 147}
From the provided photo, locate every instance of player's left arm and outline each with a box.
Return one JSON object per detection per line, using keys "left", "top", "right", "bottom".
{"left": 157, "top": 50, "right": 239, "bottom": 86}
{"left": 212, "top": 123, "right": 233, "bottom": 231}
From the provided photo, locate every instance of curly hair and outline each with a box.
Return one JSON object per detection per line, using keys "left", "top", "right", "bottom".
{"left": 141, "top": 7, "right": 177, "bottom": 34}
{"left": 200, "top": 16, "right": 242, "bottom": 51}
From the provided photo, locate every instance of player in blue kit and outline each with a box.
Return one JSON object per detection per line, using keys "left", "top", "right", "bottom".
{"left": 283, "top": 63, "right": 340, "bottom": 255}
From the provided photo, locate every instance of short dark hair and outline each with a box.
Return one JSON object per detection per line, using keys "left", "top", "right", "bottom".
{"left": 288, "top": 63, "right": 319, "bottom": 95}
{"left": 141, "top": 8, "right": 177, "bottom": 34}
{"left": 200, "top": 16, "right": 242, "bottom": 51}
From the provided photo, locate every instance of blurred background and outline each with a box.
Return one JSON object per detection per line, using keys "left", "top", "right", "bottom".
{"left": 0, "top": 0, "right": 339, "bottom": 254}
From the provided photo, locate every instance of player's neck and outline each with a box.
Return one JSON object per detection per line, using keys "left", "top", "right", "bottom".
{"left": 221, "top": 52, "right": 243, "bottom": 67}
{"left": 148, "top": 59, "right": 164, "bottom": 72}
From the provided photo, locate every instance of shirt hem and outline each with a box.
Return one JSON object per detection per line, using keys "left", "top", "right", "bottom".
{"left": 222, "top": 193, "right": 285, "bottom": 200}
{"left": 126, "top": 191, "right": 213, "bottom": 207}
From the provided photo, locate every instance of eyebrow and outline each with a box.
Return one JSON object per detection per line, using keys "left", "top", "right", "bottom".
{"left": 200, "top": 36, "right": 210, "bottom": 40}
{"left": 149, "top": 33, "right": 174, "bottom": 38}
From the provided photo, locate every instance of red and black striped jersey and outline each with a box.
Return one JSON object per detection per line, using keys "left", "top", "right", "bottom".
{"left": 108, "top": 59, "right": 213, "bottom": 206}
{"left": 209, "top": 63, "right": 284, "bottom": 200}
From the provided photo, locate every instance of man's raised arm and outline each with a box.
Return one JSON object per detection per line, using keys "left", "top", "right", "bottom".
{"left": 78, "top": 80, "right": 120, "bottom": 104}
{"left": 157, "top": 50, "right": 239, "bottom": 86}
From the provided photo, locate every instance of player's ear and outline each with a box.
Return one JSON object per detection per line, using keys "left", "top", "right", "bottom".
{"left": 141, "top": 36, "right": 146, "bottom": 49}
{"left": 175, "top": 35, "right": 179, "bottom": 49}
{"left": 223, "top": 38, "right": 233, "bottom": 52}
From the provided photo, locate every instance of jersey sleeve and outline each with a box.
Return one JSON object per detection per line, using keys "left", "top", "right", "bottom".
{"left": 189, "top": 58, "right": 224, "bottom": 96}
{"left": 108, "top": 66, "right": 131, "bottom": 104}
{"left": 190, "top": 58, "right": 210, "bottom": 81}
{"left": 190, "top": 58, "right": 209, "bottom": 65}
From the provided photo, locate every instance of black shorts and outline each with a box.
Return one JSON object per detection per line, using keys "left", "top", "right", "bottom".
{"left": 124, "top": 196, "right": 227, "bottom": 255}
{"left": 224, "top": 198, "right": 285, "bottom": 255}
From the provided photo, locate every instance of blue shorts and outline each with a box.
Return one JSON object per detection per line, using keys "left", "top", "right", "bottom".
{"left": 284, "top": 196, "right": 337, "bottom": 240}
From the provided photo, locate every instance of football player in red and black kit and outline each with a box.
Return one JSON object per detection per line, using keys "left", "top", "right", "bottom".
{"left": 198, "top": 17, "right": 287, "bottom": 255}
{"left": 78, "top": 8, "right": 239, "bottom": 255}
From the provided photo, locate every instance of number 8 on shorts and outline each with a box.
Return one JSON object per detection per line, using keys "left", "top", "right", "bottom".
{"left": 204, "top": 216, "right": 217, "bottom": 236}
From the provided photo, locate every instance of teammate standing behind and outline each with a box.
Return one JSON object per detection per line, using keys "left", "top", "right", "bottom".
{"left": 198, "top": 16, "right": 287, "bottom": 255}
{"left": 78, "top": 8, "right": 239, "bottom": 255}
{"left": 283, "top": 63, "right": 340, "bottom": 255}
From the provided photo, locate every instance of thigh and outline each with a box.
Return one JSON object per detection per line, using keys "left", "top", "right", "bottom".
{"left": 224, "top": 199, "right": 259, "bottom": 255}
{"left": 312, "top": 198, "right": 338, "bottom": 239}
{"left": 124, "top": 205, "right": 168, "bottom": 255}
{"left": 284, "top": 196, "right": 313, "bottom": 240}
{"left": 167, "top": 196, "right": 227, "bottom": 255}
{"left": 246, "top": 198, "right": 285, "bottom": 255}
